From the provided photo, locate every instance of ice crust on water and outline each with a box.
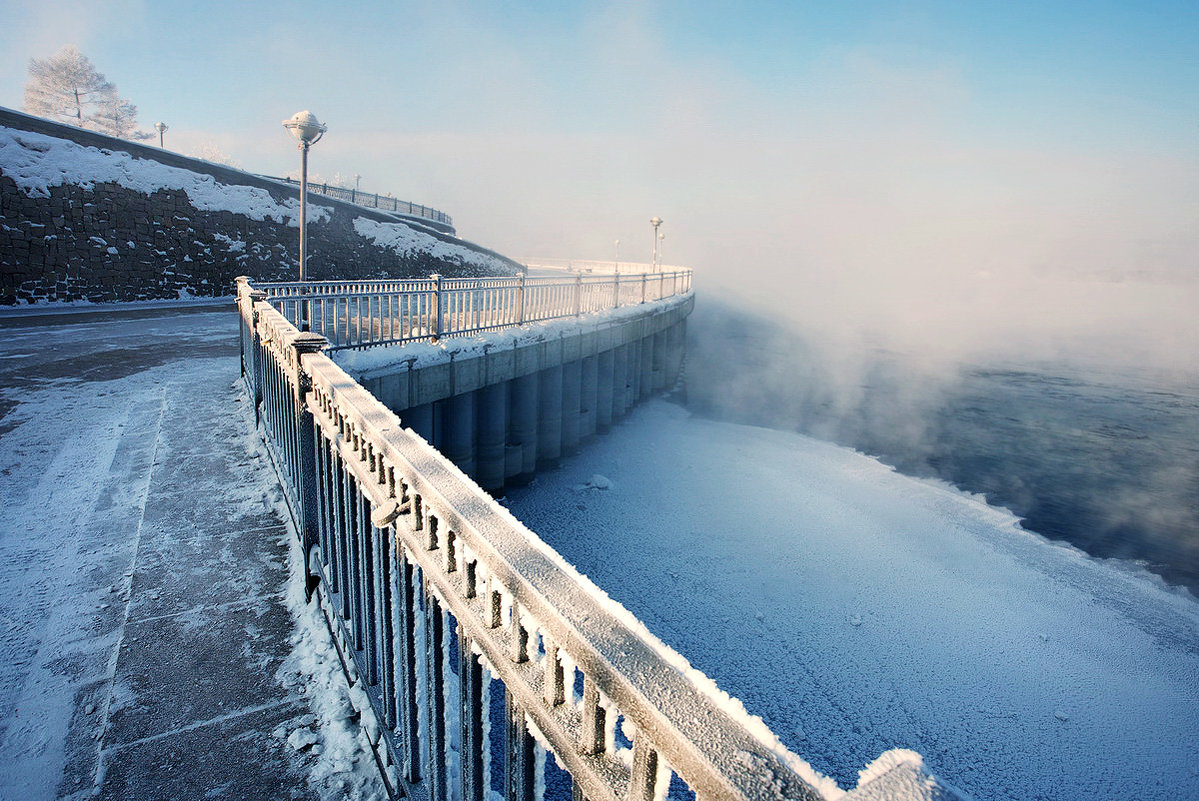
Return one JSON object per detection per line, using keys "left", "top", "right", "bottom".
{"left": 0, "top": 127, "right": 330, "bottom": 225}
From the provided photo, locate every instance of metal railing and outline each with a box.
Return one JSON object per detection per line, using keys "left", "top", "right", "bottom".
{"left": 237, "top": 275, "right": 958, "bottom": 801}
{"left": 267, "top": 176, "right": 453, "bottom": 228}
{"left": 256, "top": 270, "right": 693, "bottom": 352}
{"left": 237, "top": 277, "right": 832, "bottom": 801}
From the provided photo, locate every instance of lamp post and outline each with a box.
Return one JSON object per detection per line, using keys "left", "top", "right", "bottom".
{"left": 614, "top": 239, "right": 620, "bottom": 274}
{"left": 649, "top": 216, "right": 663, "bottom": 272}
{"left": 154, "top": 122, "right": 167, "bottom": 148}
{"left": 282, "top": 110, "right": 327, "bottom": 284}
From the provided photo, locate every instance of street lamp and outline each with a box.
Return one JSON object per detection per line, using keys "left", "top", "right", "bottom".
{"left": 649, "top": 217, "right": 663, "bottom": 272}
{"left": 154, "top": 122, "right": 167, "bottom": 148}
{"left": 283, "top": 110, "right": 327, "bottom": 283}
{"left": 614, "top": 239, "right": 620, "bottom": 274}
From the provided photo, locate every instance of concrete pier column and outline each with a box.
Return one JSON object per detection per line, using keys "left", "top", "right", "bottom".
{"left": 595, "top": 349, "right": 614, "bottom": 432}
{"left": 612, "top": 344, "right": 630, "bottom": 418}
{"left": 580, "top": 354, "right": 598, "bottom": 439}
{"left": 671, "top": 318, "right": 687, "bottom": 383}
{"left": 504, "top": 443, "right": 523, "bottom": 482}
{"left": 651, "top": 330, "right": 667, "bottom": 392}
{"left": 628, "top": 339, "right": 643, "bottom": 407}
{"left": 509, "top": 373, "right": 539, "bottom": 480}
{"left": 537, "top": 365, "right": 563, "bottom": 467}
{"left": 443, "top": 390, "right": 476, "bottom": 477}
{"left": 404, "top": 403, "right": 435, "bottom": 445}
{"left": 476, "top": 381, "right": 508, "bottom": 492}
{"left": 639, "top": 334, "right": 654, "bottom": 398}
{"left": 561, "top": 360, "right": 582, "bottom": 454}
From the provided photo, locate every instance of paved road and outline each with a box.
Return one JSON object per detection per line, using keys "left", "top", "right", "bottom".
{"left": 0, "top": 305, "right": 380, "bottom": 800}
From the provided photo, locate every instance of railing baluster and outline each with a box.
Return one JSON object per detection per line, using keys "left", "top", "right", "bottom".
{"left": 460, "top": 632, "right": 486, "bottom": 801}
{"left": 396, "top": 548, "right": 422, "bottom": 782}
{"left": 426, "top": 589, "right": 448, "bottom": 801}
{"left": 506, "top": 700, "right": 536, "bottom": 801}
{"left": 628, "top": 736, "right": 659, "bottom": 801}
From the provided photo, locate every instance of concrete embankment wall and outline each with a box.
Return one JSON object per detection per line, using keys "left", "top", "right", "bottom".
{"left": 0, "top": 107, "right": 521, "bottom": 305}
{"left": 345, "top": 295, "right": 694, "bottom": 491}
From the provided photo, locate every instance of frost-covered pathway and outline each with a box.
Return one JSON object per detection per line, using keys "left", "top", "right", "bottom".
{"left": 503, "top": 400, "right": 1199, "bottom": 801}
{"left": 0, "top": 304, "right": 383, "bottom": 800}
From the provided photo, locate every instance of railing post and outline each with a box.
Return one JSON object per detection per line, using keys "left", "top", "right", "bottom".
{"left": 613, "top": 273, "right": 620, "bottom": 309}
{"left": 517, "top": 273, "right": 526, "bottom": 324}
{"left": 292, "top": 331, "right": 329, "bottom": 584}
{"left": 641, "top": 272, "right": 647, "bottom": 304}
{"left": 430, "top": 273, "right": 444, "bottom": 340}
{"left": 574, "top": 273, "right": 583, "bottom": 317}
{"left": 248, "top": 288, "right": 268, "bottom": 425}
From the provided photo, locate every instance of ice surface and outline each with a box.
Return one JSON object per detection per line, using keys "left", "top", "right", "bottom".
{"left": 503, "top": 399, "right": 1199, "bottom": 801}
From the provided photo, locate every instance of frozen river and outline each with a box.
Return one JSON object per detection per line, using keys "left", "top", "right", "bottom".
{"left": 503, "top": 399, "right": 1199, "bottom": 801}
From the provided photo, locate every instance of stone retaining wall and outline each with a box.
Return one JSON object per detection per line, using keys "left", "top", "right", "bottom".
{"left": 0, "top": 107, "right": 520, "bottom": 305}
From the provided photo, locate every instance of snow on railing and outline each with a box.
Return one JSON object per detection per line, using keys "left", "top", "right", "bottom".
{"left": 255, "top": 270, "right": 694, "bottom": 352}
{"left": 265, "top": 176, "right": 453, "bottom": 228}
{"left": 236, "top": 276, "right": 961, "bottom": 801}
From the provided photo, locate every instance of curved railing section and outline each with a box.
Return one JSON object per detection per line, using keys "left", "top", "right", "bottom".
{"left": 256, "top": 270, "right": 693, "bottom": 352}
{"left": 236, "top": 275, "right": 957, "bottom": 801}
{"left": 265, "top": 176, "right": 453, "bottom": 228}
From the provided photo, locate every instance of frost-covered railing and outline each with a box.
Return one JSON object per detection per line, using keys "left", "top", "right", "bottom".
{"left": 267, "top": 176, "right": 453, "bottom": 227}
{"left": 236, "top": 277, "right": 957, "bottom": 801}
{"left": 256, "top": 270, "right": 693, "bottom": 352}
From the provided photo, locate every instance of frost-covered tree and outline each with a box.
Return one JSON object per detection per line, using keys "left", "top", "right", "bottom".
{"left": 92, "top": 97, "right": 152, "bottom": 141}
{"left": 192, "top": 144, "right": 242, "bottom": 169}
{"left": 23, "top": 46, "right": 150, "bottom": 140}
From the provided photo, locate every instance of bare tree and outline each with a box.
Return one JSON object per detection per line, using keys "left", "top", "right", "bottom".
{"left": 23, "top": 46, "right": 150, "bottom": 140}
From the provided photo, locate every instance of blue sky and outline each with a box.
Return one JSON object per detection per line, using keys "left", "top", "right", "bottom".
{"left": 2, "top": 0, "right": 1196, "bottom": 362}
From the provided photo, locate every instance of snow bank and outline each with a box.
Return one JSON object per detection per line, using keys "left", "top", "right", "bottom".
{"left": 352, "top": 216, "right": 513, "bottom": 274}
{"left": 0, "top": 126, "right": 329, "bottom": 225}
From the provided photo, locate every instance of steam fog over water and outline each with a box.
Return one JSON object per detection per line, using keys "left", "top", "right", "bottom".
{"left": 685, "top": 298, "right": 1199, "bottom": 594}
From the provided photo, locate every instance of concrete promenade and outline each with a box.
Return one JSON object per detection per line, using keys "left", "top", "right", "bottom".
{"left": 0, "top": 303, "right": 377, "bottom": 800}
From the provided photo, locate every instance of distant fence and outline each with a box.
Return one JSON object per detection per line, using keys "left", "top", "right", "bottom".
{"left": 266, "top": 176, "right": 453, "bottom": 228}
{"left": 255, "top": 270, "right": 693, "bottom": 351}
{"left": 521, "top": 259, "right": 686, "bottom": 275}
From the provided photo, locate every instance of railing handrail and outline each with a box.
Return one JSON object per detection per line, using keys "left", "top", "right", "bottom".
{"left": 262, "top": 175, "right": 453, "bottom": 228}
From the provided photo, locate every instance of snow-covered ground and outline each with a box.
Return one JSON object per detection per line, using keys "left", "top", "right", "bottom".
{"left": 0, "top": 308, "right": 384, "bottom": 800}
{"left": 503, "top": 400, "right": 1199, "bottom": 801}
